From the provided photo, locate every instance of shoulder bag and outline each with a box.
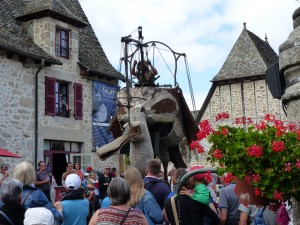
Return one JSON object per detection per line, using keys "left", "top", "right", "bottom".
{"left": 120, "top": 207, "right": 131, "bottom": 225}
{"left": 0, "top": 210, "right": 15, "bottom": 225}
{"left": 171, "top": 196, "right": 180, "bottom": 225}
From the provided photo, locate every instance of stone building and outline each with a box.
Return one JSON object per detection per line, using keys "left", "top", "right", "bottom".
{"left": 189, "top": 23, "right": 286, "bottom": 166}
{"left": 0, "top": 0, "right": 125, "bottom": 184}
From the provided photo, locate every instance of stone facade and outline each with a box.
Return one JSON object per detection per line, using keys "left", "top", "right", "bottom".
{"left": 201, "top": 80, "right": 284, "bottom": 125}
{"left": 0, "top": 1, "right": 124, "bottom": 181}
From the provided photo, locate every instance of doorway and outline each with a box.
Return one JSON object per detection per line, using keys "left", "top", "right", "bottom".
{"left": 52, "top": 153, "right": 67, "bottom": 186}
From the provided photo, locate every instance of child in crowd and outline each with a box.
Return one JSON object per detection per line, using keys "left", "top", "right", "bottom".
{"left": 181, "top": 165, "right": 214, "bottom": 225}
{"left": 86, "top": 172, "right": 100, "bottom": 212}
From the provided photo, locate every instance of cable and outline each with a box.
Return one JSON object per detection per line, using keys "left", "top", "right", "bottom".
{"left": 184, "top": 55, "right": 197, "bottom": 115}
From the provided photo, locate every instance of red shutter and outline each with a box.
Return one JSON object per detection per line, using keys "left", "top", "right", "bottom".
{"left": 45, "top": 76, "right": 56, "bottom": 115}
{"left": 74, "top": 82, "right": 83, "bottom": 120}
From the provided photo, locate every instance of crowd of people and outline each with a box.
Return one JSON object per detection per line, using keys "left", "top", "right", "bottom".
{"left": 0, "top": 159, "right": 288, "bottom": 225}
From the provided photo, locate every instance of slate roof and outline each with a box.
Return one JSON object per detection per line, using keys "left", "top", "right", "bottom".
{"left": 212, "top": 24, "right": 278, "bottom": 82}
{"left": 16, "top": 0, "right": 88, "bottom": 27}
{"left": 0, "top": 0, "right": 61, "bottom": 65}
{"left": 196, "top": 25, "right": 278, "bottom": 124}
{"left": 0, "top": 0, "right": 125, "bottom": 81}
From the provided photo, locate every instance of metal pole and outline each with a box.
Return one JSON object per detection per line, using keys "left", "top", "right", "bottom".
{"left": 174, "top": 168, "right": 217, "bottom": 195}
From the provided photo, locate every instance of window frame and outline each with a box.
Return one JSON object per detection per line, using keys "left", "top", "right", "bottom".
{"left": 55, "top": 27, "right": 70, "bottom": 59}
{"left": 45, "top": 77, "right": 70, "bottom": 118}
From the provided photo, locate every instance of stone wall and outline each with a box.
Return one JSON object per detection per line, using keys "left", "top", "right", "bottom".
{"left": 0, "top": 16, "right": 120, "bottom": 172}
{"left": 202, "top": 79, "right": 285, "bottom": 126}
{"left": 0, "top": 52, "right": 36, "bottom": 165}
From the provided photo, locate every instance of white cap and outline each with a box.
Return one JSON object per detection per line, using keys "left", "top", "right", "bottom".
{"left": 84, "top": 173, "right": 89, "bottom": 176}
{"left": 65, "top": 173, "right": 81, "bottom": 190}
{"left": 24, "top": 207, "right": 54, "bottom": 225}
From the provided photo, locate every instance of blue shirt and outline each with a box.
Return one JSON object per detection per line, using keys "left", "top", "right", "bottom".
{"left": 61, "top": 198, "right": 89, "bottom": 225}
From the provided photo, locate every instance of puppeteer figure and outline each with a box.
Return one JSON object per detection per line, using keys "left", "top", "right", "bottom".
{"left": 59, "top": 93, "right": 69, "bottom": 117}
{"left": 131, "top": 60, "right": 158, "bottom": 86}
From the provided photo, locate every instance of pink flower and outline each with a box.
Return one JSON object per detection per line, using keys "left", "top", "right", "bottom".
{"left": 287, "top": 123, "right": 297, "bottom": 132}
{"left": 256, "top": 121, "right": 267, "bottom": 130}
{"left": 273, "top": 191, "right": 283, "bottom": 200}
{"left": 246, "top": 144, "right": 263, "bottom": 158}
{"left": 215, "top": 112, "right": 230, "bottom": 121}
{"left": 272, "top": 141, "right": 285, "bottom": 152}
{"left": 252, "top": 174, "right": 260, "bottom": 183}
{"left": 264, "top": 114, "right": 273, "bottom": 122}
{"left": 204, "top": 171, "right": 212, "bottom": 183}
{"left": 245, "top": 175, "right": 251, "bottom": 185}
{"left": 220, "top": 128, "right": 229, "bottom": 135}
{"left": 224, "top": 173, "right": 235, "bottom": 184}
{"left": 285, "top": 163, "right": 292, "bottom": 172}
{"left": 247, "top": 117, "right": 253, "bottom": 125}
{"left": 296, "top": 159, "right": 300, "bottom": 168}
{"left": 197, "top": 146, "right": 205, "bottom": 154}
{"left": 254, "top": 187, "right": 261, "bottom": 196}
{"left": 213, "top": 149, "right": 223, "bottom": 159}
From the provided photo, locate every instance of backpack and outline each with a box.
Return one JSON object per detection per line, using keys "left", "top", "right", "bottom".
{"left": 254, "top": 206, "right": 267, "bottom": 225}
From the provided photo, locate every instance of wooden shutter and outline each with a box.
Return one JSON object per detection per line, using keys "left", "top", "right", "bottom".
{"left": 45, "top": 76, "right": 56, "bottom": 115}
{"left": 74, "top": 82, "right": 83, "bottom": 120}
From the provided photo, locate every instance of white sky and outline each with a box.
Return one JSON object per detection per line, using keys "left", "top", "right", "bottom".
{"left": 80, "top": 0, "right": 299, "bottom": 110}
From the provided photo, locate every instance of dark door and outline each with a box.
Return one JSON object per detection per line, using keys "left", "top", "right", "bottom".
{"left": 53, "top": 153, "right": 67, "bottom": 186}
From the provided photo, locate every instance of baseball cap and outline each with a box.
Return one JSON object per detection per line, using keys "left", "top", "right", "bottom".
{"left": 24, "top": 207, "right": 54, "bottom": 225}
{"left": 86, "top": 166, "right": 93, "bottom": 172}
{"left": 84, "top": 172, "right": 89, "bottom": 177}
{"left": 189, "top": 165, "right": 206, "bottom": 181}
{"left": 65, "top": 174, "right": 81, "bottom": 190}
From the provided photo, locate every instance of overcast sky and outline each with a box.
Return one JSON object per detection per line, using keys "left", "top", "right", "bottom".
{"left": 80, "top": 0, "right": 299, "bottom": 110}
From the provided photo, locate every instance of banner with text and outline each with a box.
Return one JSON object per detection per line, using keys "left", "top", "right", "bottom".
{"left": 92, "top": 81, "right": 119, "bottom": 148}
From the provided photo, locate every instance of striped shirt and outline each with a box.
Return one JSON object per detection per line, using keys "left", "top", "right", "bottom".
{"left": 96, "top": 206, "right": 144, "bottom": 225}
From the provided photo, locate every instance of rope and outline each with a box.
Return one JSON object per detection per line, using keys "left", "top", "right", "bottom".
{"left": 184, "top": 56, "right": 197, "bottom": 115}
{"left": 155, "top": 46, "right": 174, "bottom": 77}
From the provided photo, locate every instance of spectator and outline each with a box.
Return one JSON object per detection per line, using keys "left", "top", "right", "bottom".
{"left": 168, "top": 167, "right": 176, "bottom": 191}
{"left": 125, "top": 166, "right": 163, "bottom": 225}
{"left": 88, "top": 177, "right": 148, "bottom": 225}
{"left": 0, "top": 164, "right": 10, "bottom": 187}
{"left": 74, "top": 162, "right": 84, "bottom": 181}
{"left": 61, "top": 174, "right": 89, "bottom": 225}
{"left": 110, "top": 167, "right": 117, "bottom": 178}
{"left": 62, "top": 162, "right": 75, "bottom": 185}
{"left": 35, "top": 161, "right": 51, "bottom": 202}
{"left": 98, "top": 164, "right": 112, "bottom": 201}
{"left": 86, "top": 166, "right": 93, "bottom": 173}
{"left": 87, "top": 171, "right": 100, "bottom": 212}
{"left": 167, "top": 168, "right": 187, "bottom": 199}
{"left": 24, "top": 207, "right": 54, "bottom": 225}
{"left": 239, "top": 203, "right": 258, "bottom": 225}
{"left": 12, "top": 161, "right": 63, "bottom": 223}
{"left": 0, "top": 179, "right": 25, "bottom": 225}
{"left": 163, "top": 171, "right": 219, "bottom": 225}
{"left": 82, "top": 173, "right": 89, "bottom": 190}
{"left": 218, "top": 174, "right": 240, "bottom": 225}
{"left": 144, "top": 159, "right": 170, "bottom": 210}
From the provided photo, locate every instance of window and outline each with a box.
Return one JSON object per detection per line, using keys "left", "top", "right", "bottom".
{"left": 45, "top": 77, "right": 69, "bottom": 117}
{"left": 44, "top": 140, "right": 82, "bottom": 152}
{"left": 55, "top": 27, "right": 70, "bottom": 59}
{"left": 45, "top": 77, "right": 83, "bottom": 119}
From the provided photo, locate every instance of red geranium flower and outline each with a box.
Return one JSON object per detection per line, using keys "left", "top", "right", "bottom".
{"left": 272, "top": 141, "right": 285, "bottom": 152}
